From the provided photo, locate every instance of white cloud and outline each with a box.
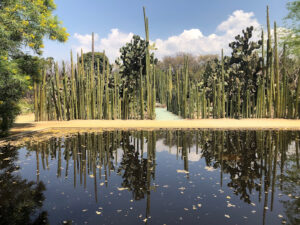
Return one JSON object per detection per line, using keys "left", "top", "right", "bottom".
{"left": 73, "top": 10, "right": 262, "bottom": 61}
{"left": 154, "top": 10, "right": 261, "bottom": 58}
{"left": 73, "top": 29, "right": 133, "bottom": 62}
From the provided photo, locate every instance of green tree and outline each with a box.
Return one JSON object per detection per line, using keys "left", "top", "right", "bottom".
{"left": 79, "top": 52, "right": 110, "bottom": 74}
{"left": 118, "top": 35, "right": 157, "bottom": 97}
{"left": 283, "top": 0, "right": 300, "bottom": 56}
{"left": 227, "top": 26, "right": 262, "bottom": 106}
{"left": 0, "top": 0, "right": 69, "bottom": 135}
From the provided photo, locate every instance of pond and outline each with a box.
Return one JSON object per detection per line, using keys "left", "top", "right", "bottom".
{"left": 0, "top": 130, "right": 299, "bottom": 225}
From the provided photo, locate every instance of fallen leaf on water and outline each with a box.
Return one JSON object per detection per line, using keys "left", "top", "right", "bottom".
{"left": 251, "top": 210, "right": 256, "bottom": 214}
{"left": 197, "top": 204, "right": 202, "bottom": 208}
{"left": 96, "top": 211, "right": 101, "bottom": 215}
{"left": 225, "top": 214, "right": 230, "bottom": 218}
{"left": 226, "top": 196, "right": 231, "bottom": 199}
{"left": 177, "top": 170, "right": 189, "bottom": 174}
{"left": 278, "top": 214, "right": 283, "bottom": 218}
{"left": 184, "top": 208, "right": 188, "bottom": 211}
{"left": 204, "top": 166, "right": 216, "bottom": 172}
{"left": 192, "top": 205, "right": 197, "bottom": 210}
{"left": 227, "top": 203, "right": 236, "bottom": 208}
{"left": 117, "top": 187, "right": 128, "bottom": 191}
{"left": 178, "top": 187, "right": 186, "bottom": 191}
{"left": 89, "top": 174, "right": 94, "bottom": 178}
{"left": 143, "top": 218, "right": 147, "bottom": 222}
{"left": 3, "top": 157, "right": 11, "bottom": 161}
{"left": 99, "top": 182, "right": 104, "bottom": 186}
{"left": 82, "top": 209, "right": 88, "bottom": 212}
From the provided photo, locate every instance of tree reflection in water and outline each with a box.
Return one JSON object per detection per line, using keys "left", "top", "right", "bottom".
{"left": 0, "top": 145, "right": 48, "bottom": 225}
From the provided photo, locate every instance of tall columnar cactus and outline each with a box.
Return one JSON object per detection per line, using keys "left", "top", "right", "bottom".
{"left": 105, "top": 60, "right": 110, "bottom": 119}
{"left": 221, "top": 49, "right": 225, "bottom": 118}
{"left": 140, "top": 64, "right": 144, "bottom": 119}
{"left": 296, "top": 70, "right": 300, "bottom": 119}
{"left": 70, "top": 50, "right": 78, "bottom": 120}
{"left": 274, "top": 22, "right": 280, "bottom": 118}
{"left": 55, "top": 62, "right": 62, "bottom": 120}
{"left": 266, "top": 6, "right": 273, "bottom": 118}
{"left": 143, "top": 7, "right": 152, "bottom": 119}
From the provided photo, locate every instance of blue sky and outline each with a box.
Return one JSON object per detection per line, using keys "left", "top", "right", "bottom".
{"left": 41, "top": 0, "right": 289, "bottom": 62}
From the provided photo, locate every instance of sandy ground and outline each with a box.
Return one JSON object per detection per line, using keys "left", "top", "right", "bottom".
{"left": 11, "top": 113, "right": 300, "bottom": 132}
{"left": 0, "top": 113, "right": 299, "bottom": 146}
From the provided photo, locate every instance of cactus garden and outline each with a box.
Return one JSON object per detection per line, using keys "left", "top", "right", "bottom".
{"left": 0, "top": 1, "right": 300, "bottom": 225}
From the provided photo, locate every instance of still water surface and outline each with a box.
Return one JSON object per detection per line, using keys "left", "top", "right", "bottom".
{"left": 0, "top": 130, "right": 299, "bottom": 225}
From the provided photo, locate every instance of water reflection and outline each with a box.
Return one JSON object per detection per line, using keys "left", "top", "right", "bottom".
{"left": 1, "top": 130, "right": 299, "bottom": 225}
{"left": 0, "top": 145, "right": 48, "bottom": 225}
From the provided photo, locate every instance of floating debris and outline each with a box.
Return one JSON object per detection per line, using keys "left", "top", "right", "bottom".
{"left": 197, "top": 204, "right": 202, "bottom": 208}
{"left": 226, "top": 196, "right": 231, "bottom": 199}
{"left": 204, "top": 166, "right": 215, "bottom": 172}
{"left": 177, "top": 170, "right": 189, "bottom": 174}
{"left": 227, "top": 203, "right": 236, "bottom": 208}
{"left": 89, "top": 174, "right": 94, "bottom": 178}
{"left": 278, "top": 214, "right": 283, "bottom": 218}
{"left": 192, "top": 205, "right": 197, "bottom": 210}
{"left": 178, "top": 187, "right": 186, "bottom": 191}
{"left": 184, "top": 208, "right": 188, "bottom": 211}
{"left": 225, "top": 214, "right": 230, "bottom": 218}
{"left": 99, "top": 182, "right": 104, "bottom": 186}
{"left": 82, "top": 209, "right": 88, "bottom": 212}
{"left": 117, "top": 187, "right": 128, "bottom": 191}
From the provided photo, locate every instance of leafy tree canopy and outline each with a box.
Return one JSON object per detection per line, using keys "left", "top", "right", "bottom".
{"left": 0, "top": 0, "right": 69, "bottom": 56}
{"left": 118, "top": 35, "right": 157, "bottom": 96}
{"left": 283, "top": 0, "right": 300, "bottom": 56}
{"left": 79, "top": 52, "right": 110, "bottom": 74}
{"left": 0, "top": 0, "right": 68, "bottom": 135}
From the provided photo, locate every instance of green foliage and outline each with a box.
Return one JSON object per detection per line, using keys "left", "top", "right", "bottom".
{"left": 227, "top": 26, "right": 262, "bottom": 102}
{"left": 118, "top": 35, "right": 157, "bottom": 97}
{"left": 13, "top": 54, "right": 42, "bottom": 83}
{"left": 0, "top": 0, "right": 69, "bottom": 55}
{"left": 0, "top": 60, "right": 25, "bottom": 136}
{"left": 0, "top": 0, "right": 68, "bottom": 135}
{"left": 79, "top": 52, "right": 110, "bottom": 74}
{"left": 283, "top": 0, "right": 300, "bottom": 56}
